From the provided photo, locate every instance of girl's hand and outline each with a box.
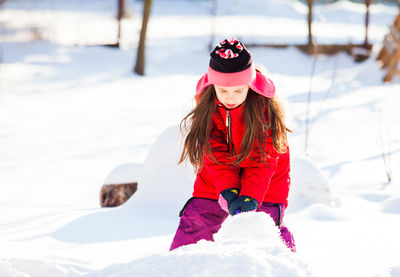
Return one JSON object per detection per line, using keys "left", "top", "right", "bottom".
{"left": 228, "top": 196, "right": 258, "bottom": 215}
{"left": 218, "top": 188, "right": 239, "bottom": 214}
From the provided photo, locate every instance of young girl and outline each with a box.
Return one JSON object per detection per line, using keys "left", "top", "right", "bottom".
{"left": 170, "top": 38, "right": 295, "bottom": 252}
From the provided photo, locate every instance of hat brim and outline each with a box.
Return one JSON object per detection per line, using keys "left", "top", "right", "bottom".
{"left": 195, "top": 68, "right": 275, "bottom": 102}
{"left": 249, "top": 71, "right": 275, "bottom": 99}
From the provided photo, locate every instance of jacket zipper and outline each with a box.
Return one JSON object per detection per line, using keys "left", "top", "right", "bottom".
{"left": 225, "top": 109, "right": 236, "bottom": 155}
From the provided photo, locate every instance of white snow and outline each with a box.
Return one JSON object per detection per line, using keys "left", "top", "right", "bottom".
{"left": 287, "top": 155, "right": 340, "bottom": 213}
{"left": 1, "top": 0, "right": 400, "bottom": 276}
{"left": 103, "top": 163, "right": 142, "bottom": 185}
{"left": 382, "top": 195, "right": 400, "bottom": 214}
{"left": 87, "top": 213, "right": 316, "bottom": 277}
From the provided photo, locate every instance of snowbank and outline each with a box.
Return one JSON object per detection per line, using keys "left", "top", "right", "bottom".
{"left": 0, "top": 214, "right": 315, "bottom": 277}
{"left": 88, "top": 213, "right": 316, "bottom": 277}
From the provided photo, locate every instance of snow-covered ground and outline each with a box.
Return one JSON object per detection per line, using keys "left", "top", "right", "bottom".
{"left": 0, "top": 0, "right": 400, "bottom": 276}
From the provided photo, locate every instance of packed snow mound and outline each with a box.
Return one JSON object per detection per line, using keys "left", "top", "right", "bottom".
{"left": 288, "top": 155, "right": 340, "bottom": 213}
{"left": 126, "top": 125, "right": 194, "bottom": 216}
{"left": 213, "top": 210, "right": 285, "bottom": 246}
{"left": 88, "top": 213, "right": 316, "bottom": 277}
{"left": 103, "top": 163, "right": 142, "bottom": 185}
{"left": 382, "top": 195, "right": 400, "bottom": 214}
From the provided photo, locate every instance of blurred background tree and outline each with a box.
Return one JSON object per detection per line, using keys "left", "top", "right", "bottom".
{"left": 134, "top": 0, "right": 153, "bottom": 75}
{"left": 116, "top": 0, "right": 129, "bottom": 48}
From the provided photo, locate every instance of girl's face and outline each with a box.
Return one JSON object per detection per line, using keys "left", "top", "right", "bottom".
{"left": 214, "top": 85, "right": 249, "bottom": 109}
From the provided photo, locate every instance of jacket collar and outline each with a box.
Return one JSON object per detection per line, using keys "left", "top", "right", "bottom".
{"left": 215, "top": 99, "right": 245, "bottom": 112}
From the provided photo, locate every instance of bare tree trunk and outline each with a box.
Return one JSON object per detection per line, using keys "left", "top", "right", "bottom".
{"left": 116, "top": 0, "right": 128, "bottom": 47}
{"left": 307, "top": 0, "right": 314, "bottom": 46}
{"left": 364, "top": 0, "right": 371, "bottom": 47}
{"left": 134, "top": 0, "right": 153, "bottom": 75}
{"left": 118, "top": 0, "right": 128, "bottom": 19}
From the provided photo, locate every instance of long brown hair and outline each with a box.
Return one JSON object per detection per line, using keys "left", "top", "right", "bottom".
{"left": 179, "top": 71, "right": 291, "bottom": 171}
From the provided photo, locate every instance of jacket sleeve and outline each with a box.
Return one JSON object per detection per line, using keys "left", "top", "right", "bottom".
{"left": 238, "top": 136, "right": 282, "bottom": 207}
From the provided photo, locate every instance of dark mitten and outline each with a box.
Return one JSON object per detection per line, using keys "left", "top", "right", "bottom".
{"left": 218, "top": 188, "right": 239, "bottom": 214}
{"left": 229, "top": 195, "right": 259, "bottom": 215}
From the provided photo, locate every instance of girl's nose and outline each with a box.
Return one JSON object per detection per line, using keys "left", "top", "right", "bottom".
{"left": 226, "top": 92, "right": 235, "bottom": 102}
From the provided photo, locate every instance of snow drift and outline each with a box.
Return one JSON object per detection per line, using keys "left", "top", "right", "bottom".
{"left": 87, "top": 213, "right": 316, "bottom": 277}
{"left": 0, "top": 213, "right": 316, "bottom": 277}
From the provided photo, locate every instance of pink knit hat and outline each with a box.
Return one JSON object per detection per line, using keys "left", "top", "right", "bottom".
{"left": 195, "top": 38, "right": 275, "bottom": 101}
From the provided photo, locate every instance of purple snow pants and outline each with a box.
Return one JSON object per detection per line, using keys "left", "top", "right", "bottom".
{"left": 170, "top": 197, "right": 296, "bottom": 252}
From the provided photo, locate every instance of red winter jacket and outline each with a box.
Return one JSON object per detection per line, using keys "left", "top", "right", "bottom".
{"left": 192, "top": 100, "right": 291, "bottom": 208}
